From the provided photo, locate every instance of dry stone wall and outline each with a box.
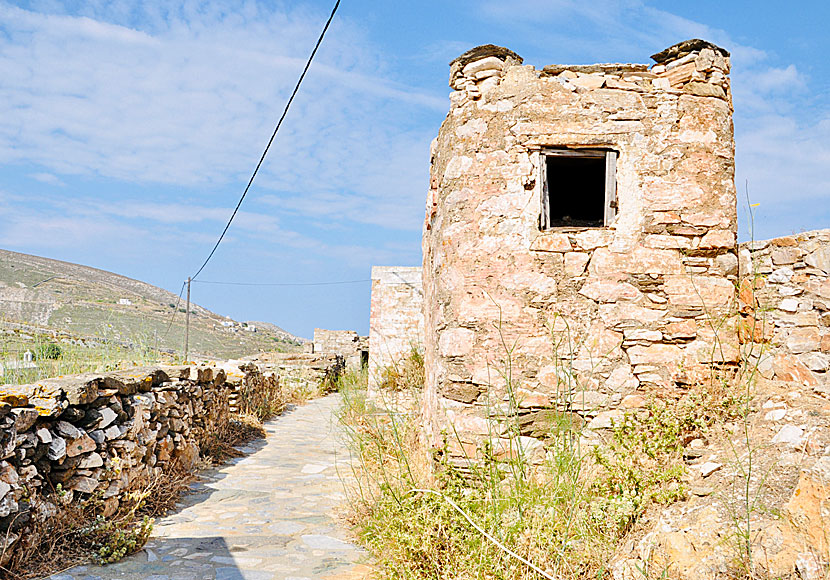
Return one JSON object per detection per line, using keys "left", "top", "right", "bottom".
{"left": 368, "top": 266, "right": 425, "bottom": 391}
{"left": 422, "top": 39, "right": 738, "bottom": 457}
{"left": 242, "top": 352, "right": 344, "bottom": 393}
{"left": 0, "top": 362, "right": 279, "bottom": 564}
{"left": 739, "top": 229, "right": 830, "bottom": 391}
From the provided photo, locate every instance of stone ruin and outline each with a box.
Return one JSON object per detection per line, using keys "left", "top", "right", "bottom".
{"left": 308, "top": 328, "right": 368, "bottom": 372}
{"left": 368, "top": 266, "right": 424, "bottom": 391}
{"left": 420, "top": 39, "right": 739, "bottom": 452}
{"left": 362, "top": 39, "right": 830, "bottom": 577}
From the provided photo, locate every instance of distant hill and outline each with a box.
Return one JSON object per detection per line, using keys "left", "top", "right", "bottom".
{"left": 0, "top": 249, "right": 304, "bottom": 360}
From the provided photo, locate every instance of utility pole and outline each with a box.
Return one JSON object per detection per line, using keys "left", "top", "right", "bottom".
{"left": 184, "top": 277, "right": 191, "bottom": 363}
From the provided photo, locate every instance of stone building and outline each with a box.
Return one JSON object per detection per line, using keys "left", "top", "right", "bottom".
{"left": 421, "top": 40, "right": 739, "bottom": 453}
{"left": 368, "top": 266, "right": 424, "bottom": 391}
{"left": 309, "top": 328, "right": 368, "bottom": 372}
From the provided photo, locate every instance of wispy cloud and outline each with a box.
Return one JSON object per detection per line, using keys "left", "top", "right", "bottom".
{"left": 0, "top": 0, "right": 440, "bottom": 237}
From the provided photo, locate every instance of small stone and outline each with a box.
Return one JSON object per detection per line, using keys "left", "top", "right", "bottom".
{"left": 461, "top": 56, "right": 504, "bottom": 77}
{"left": 97, "top": 407, "right": 118, "bottom": 429}
{"left": 779, "top": 298, "right": 799, "bottom": 313}
{"left": 772, "top": 424, "right": 804, "bottom": 447}
{"left": 78, "top": 452, "right": 104, "bottom": 469}
{"left": 11, "top": 409, "right": 39, "bottom": 432}
{"left": 587, "top": 410, "right": 623, "bottom": 430}
{"left": 620, "top": 394, "right": 647, "bottom": 409}
{"left": 691, "top": 485, "right": 714, "bottom": 496}
{"left": 787, "top": 328, "right": 820, "bottom": 354}
{"left": 67, "top": 475, "right": 98, "bottom": 494}
{"left": 89, "top": 430, "right": 105, "bottom": 446}
{"left": 0, "top": 481, "right": 10, "bottom": 501}
{"left": 35, "top": 427, "right": 52, "bottom": 444}
{"left": 764, "top": 408, "right": 787, "bottom": 421}
{"left": 54, "top": 421, "right": 81, "bottom": 439}
{"left": 778, "top": 285, "right": 802, "bottom": 296}
{"left": 104, "top": 424, "right": 121, "bottom": 440}
{"left": 47, "top": 436, "right": 67, "bottom": 461}
{"left": 66, "top": 434, "right": 96, "bottom": 458}
{"left": 768, "top": 267, "right": 794, "bottom": 283}
{"left": 800, "top": 352, "right": 829, "bottom": 372}
{"left": 568, "top": 391, "right": 607, "bottom": 411}
{"left": 700, "top": 462, "right": 723, "bottom": 477}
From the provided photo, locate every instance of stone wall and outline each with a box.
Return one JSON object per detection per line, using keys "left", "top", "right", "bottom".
{"left": 242, "top": 352, "right": 345, "bottom": 393}
{"left": 311, "top": 329, "right": 368, "bottom": 372}
{"left": 739, "top": 229, "right": 830, "bottom": 391}
{"left": 422, "top": 40, "right": 738, "bottom": 455}
{"left": 0, "top": 362, "right": 280, "bottom": 563}
{"left": 368, "top": 266, "right": 425, "bottom": 391}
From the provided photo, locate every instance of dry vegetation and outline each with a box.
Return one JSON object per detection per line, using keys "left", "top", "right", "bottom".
{"left": 338, "top": 348, "right": 749, "bottom": 580}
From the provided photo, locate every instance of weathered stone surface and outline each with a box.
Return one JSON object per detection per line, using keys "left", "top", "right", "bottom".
{"left": 438, "top": 328, "right": 475, "bottom": 357}
{"left": 67, "top": 475, "right": 98, "bottom": 494}
{"left": 650, "top": 39, "right": 730, "bottom": 64}
{"left": 517, "top": 410, "right": 582, "bottom": 438}
{"left": 773, "top": 355, "right": 818, "bottom": 387}
{"left": 440, "top": 382, "right": 482, "bottom": 404}
{"left": 47, "top": 436, "right": 66, "bottom": 461}
{"left": 787, "top": 328, "right": 820, "bottom": 354}
{"left": 65, "top": 434, "right": 96, "bottom": 458}
{"left": 11, "top": 409, "right": 38, "bottom": 432}
{"left": 368, "top": 266, "right": 424, "bottom": 392}
{"left": 77, "top": 452, "right": 104, "bottom": 469}
{"left": 450, "top": 44, "right": 523, "bottom": 70}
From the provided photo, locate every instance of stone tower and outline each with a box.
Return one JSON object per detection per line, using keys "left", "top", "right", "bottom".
{"left": 421, "top": 40, "right": 738, "bottom": 458}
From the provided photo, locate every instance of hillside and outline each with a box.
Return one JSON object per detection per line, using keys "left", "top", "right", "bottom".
{"left": 0, "top": 248, "right": 304, "bottom": 361}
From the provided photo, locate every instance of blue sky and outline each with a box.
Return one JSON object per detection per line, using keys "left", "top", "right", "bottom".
{"left": 0, "top": 1, "right": 827, "bottom": 339}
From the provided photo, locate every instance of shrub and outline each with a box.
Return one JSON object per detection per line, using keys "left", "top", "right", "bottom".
{"left": 35, "top": 341, "right": 62, "bottom": 360}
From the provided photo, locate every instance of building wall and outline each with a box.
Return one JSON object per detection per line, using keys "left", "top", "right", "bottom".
{"left": 312, "top": 328, "right": 367, "bottom": 371}
{"left": 739, "top": 229, "right": 830, "bottom": 390}
{"left": 422, "top": 41, "right": 738, "bottom": 453}
{"left": 368, "top": 266, "right": 425, "bottom": 391}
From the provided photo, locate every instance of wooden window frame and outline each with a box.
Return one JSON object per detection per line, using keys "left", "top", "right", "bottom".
{"left": 539, "top": 148, "right": 617, "bottom": 230}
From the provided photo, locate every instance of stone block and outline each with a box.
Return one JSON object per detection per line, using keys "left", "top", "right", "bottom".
{"left": 532, "top": 234, "right": 572, "bottom": 252}
{"left": 787, "top": 328, "right": 820, "bottom": 354}
{"left": 438, "top": 328, "right": 475, "bottom": 358}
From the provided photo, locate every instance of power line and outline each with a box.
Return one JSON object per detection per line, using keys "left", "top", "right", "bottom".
{"left": 190, "top": 0, "right": 342, "bottom": 281}
{"left": 192, "top": 278, "right": 370, "bottom": 287}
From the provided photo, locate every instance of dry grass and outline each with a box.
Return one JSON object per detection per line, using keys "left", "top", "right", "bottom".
{"left": 378, "top": 347, "right": 424, "bottom": 392}
{"left": 199, "top": 414, "right": 267, "bottom": 465}
{"left": 0, "top": 468, "right": 183, "bottom": 580}
{"left": 337, "top": 346, "right": 746, "bottom": 580}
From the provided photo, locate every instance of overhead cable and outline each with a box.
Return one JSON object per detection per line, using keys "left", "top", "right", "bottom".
{"left": 192, "top": 278, "right": 370, "bottom": 287}
{"left": 190, "top": 0, "right": 342, "bottom": 281}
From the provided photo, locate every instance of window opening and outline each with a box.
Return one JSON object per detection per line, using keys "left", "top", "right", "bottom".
{"left": 541, "top": 149, "right": 617, "bottom": 229}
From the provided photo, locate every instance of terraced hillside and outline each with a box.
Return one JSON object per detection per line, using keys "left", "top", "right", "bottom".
{"left": 0, "top": 249, "right": 303, "bottom": 361}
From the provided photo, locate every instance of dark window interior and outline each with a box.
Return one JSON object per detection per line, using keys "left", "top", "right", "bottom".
{"left": 546, "top": 155, "right": 606, "bottom": 227}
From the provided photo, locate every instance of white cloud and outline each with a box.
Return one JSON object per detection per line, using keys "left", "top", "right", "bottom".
{"left": 29, "top": 172, "right": 66, "bottom": 186}
{"left": 0, "top": 1, "right": 441, "bottom": 235}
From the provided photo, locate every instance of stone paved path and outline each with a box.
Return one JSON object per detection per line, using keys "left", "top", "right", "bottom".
{"left": 49, "top": 395, "right": 370, "bottom": 580}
